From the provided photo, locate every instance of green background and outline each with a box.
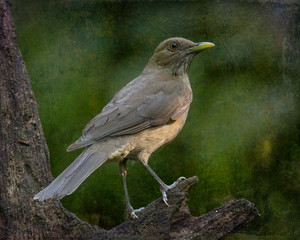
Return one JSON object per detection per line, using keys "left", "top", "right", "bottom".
{"left": 11, "top": 0, "right": 299, "bottom": 239}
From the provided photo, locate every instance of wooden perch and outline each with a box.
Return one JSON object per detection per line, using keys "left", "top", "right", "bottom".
{"left": 108, "top": 176, "right": 259, "bottom": 240}
{"left": 0, "top": 0, "right": 259, "bottom": 239}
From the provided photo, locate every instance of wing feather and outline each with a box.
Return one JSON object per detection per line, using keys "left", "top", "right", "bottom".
{"left": 67, "top": 75, "right": 192, "bottom": 151}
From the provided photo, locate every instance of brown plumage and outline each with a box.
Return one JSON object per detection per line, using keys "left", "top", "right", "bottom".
{"left": 34, "top": 37, "right": 214, "bottom": 218}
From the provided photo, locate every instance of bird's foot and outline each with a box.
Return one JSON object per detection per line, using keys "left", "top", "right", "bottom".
{"left": 168, "top": 176, "right": 186, "bottom": 189}
{"left": 160, "top": 176, "right": 186, "bottom": 206}
{"left": 127, "top": 205, "right": 145, "bottom": 219}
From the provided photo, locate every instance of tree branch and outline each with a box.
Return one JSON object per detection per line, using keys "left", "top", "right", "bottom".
{"left": 108, "top": 176, "right": 259, "bottom": 240}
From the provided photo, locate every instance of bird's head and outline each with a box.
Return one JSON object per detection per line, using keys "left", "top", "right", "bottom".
{"left": 145, "top": 37, "right": 214, "bottom": 76}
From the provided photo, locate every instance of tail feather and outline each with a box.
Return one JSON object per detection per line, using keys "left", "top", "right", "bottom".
{"left": 34, "top": 149, "right": 108, "bottom": 201}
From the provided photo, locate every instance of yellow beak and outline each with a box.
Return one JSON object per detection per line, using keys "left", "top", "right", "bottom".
{"left": 189, "top": 42, "right": 215, "bottom": 53}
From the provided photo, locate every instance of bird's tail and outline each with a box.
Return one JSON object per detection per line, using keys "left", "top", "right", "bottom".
{"left": 34, "top": 148, "right": 109, "bottom": 201}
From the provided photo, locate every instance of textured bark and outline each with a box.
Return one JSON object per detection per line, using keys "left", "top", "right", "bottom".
{"left": 0, "top": 0, "right": 105, "bottom": 239}
{"left": 109, "top": 177, "right": 259, "bottom": 240}
{"left": 0, "top": 0, "right": 262, "bottom": 239}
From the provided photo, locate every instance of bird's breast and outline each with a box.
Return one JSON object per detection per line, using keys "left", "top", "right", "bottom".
{"left": 129, "top": 111, "right": 189, "bottom": 161}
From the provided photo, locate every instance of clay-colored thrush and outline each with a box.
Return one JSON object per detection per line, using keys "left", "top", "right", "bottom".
{"left": 34, "top": 37, "right": 214, "bottom": 218}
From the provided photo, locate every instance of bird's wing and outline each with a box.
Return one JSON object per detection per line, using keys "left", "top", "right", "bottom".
{"left": 67, "top": 77, "right": 192, "bottom": 151}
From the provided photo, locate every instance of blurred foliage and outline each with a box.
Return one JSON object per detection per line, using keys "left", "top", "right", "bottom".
{"left": 10, "top": 0, "right": 299, "bottom": 238}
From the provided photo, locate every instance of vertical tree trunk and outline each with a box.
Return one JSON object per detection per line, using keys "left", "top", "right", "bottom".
{"left": 0, "top": 0, "right": 262, "bottom": 239}
{"left": 0, "top": 0, "right": 106, "bottom": 238}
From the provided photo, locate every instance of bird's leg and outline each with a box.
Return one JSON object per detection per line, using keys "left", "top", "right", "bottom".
{"left": 119, "top": 160, "right": 144, "bottom": 219}
{"left": 142, "top": 163, "right": 186, "bottom": 206}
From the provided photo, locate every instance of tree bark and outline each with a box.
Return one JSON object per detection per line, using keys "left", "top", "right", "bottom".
{"left": 0, "top": 0, "right": 260, "bottom": 239}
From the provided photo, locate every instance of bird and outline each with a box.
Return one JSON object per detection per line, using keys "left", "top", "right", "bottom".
{"left": 34, "top": 37, "right": 214, "bottom": 218}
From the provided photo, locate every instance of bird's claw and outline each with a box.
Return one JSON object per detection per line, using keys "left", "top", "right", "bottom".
{"left": 169, "top": 176, "right": 186, "bottom": 188}
{"left": 160, "top": 176, "right": 186, "bottom": 206}
{"left": 128, "top": 206, "right": 145, "bottom": 219}
{"left": 161, "top": 190, "right": 169, "bottom": 206}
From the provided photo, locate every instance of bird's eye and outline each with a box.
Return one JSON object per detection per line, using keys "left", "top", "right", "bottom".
{"left": 169, "top": 42, "right": 179, "bottom": 51}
